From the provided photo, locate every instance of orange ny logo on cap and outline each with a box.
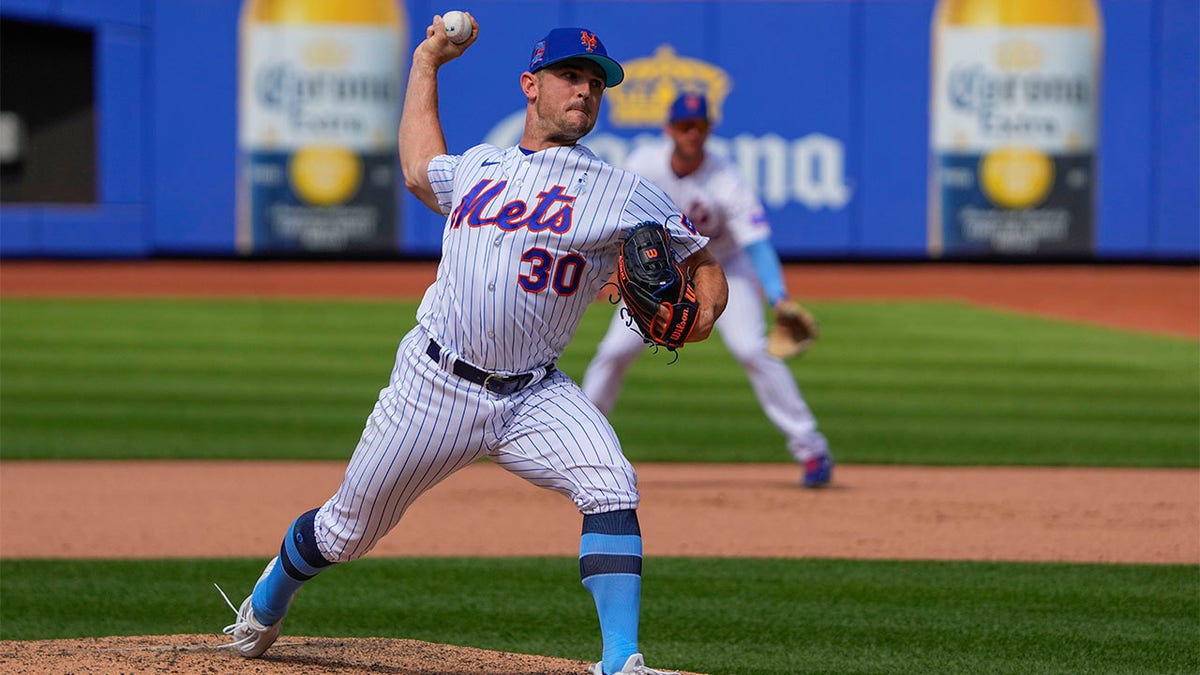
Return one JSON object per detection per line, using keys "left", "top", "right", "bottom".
{"left": 580, "top": 31, "right": 598, "bottom": 52}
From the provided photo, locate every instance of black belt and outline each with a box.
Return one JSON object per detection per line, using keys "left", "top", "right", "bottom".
{"left": 425, "top": 339, "right": 554, "bottom": 396}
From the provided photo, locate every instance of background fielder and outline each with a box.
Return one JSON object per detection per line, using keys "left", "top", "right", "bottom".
{"left": 219, "top": 16, "right": 727, "bottom": 675}
{"left": 582, "top": 93, "right": 833, "bottom": 488}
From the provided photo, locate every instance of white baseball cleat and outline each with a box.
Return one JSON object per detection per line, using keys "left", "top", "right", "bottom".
{"left": 589, "top": 653, "right": 680, "bottom": 675}
{"left": 215, "top": 557, "right": 284, "bottom": 658}
{"left": 219, "top": 594, "right": 282, "bottom": 657}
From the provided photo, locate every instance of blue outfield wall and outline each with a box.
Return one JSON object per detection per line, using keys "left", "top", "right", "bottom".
{"left": 0, "top": 0, "right": 1196, "bottom": 259}
{"left": 0, "top": 0, "right": 152, "bottom": 256}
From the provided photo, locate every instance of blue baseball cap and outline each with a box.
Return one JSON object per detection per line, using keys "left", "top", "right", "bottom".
{"left": 668, "top": 93, "right": 710, "bottom": 124}
{"left": 528, "top": 27, "right": 624, "bottom": 87}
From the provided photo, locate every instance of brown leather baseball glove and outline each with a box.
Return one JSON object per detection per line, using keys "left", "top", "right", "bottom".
{"left": 767, "top": 300, "right": 818, "bottom": 359}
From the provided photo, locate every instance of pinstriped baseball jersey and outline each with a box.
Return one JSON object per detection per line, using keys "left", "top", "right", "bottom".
{"left": 418, "top": 143, "right": 707, "bottom": 373}
{"left": 624, "top": 140, "right": 770, "bottom": 262}
{"left": 311, "top": 141, "right": 709, "bottom": 562}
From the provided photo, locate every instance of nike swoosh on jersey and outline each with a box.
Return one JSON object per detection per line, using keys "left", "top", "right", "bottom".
{"left": 481, "top": 160, "right": 501, "bottom": 167}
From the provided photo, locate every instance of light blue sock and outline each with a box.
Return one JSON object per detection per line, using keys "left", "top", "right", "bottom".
{"left": 251, "top": 508, "right": 332, "bottom": 626}
{"left": 580, "top": 510, "right": 643, "bottom": 675}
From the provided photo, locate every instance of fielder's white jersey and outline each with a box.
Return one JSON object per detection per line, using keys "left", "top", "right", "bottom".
{"left": 418, "top": 143, "right": 707, "bottom": 373}
{"left": 624, "top": 140, "right": 771, "bottom": 262}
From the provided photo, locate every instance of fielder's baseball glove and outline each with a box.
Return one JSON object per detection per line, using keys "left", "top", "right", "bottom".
{"left": 767, "top": 300, "right": 819, "bottom": 359}
{"left": 616, "top": 221, "right": 700, "bottom": 351}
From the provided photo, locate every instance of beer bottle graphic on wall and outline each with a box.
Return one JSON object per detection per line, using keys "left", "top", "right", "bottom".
{"left": 238, "top": 0, "right": 407, "bottom": 254}
{"left": 929, "top": 0, "right": 1102, "bottom": 257}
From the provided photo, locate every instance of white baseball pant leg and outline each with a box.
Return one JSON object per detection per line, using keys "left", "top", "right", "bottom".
{"left": 716, "top": 253, "right": 827, "bottom": 462}
{"left": 315, "top": 327, "right": 638, "bottom": 563}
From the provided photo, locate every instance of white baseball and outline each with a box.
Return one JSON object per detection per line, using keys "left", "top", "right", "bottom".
{"left": 442, "top": 11, "right": 471, "bottom": 45}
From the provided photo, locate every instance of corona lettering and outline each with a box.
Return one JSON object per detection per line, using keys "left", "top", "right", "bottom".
{"left": 484, "top": 112, "right": 852, "bottom": 212}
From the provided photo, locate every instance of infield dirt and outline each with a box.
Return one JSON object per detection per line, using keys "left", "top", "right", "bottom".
{"left": 1, "top": 261, "right": 1196, "bottom": 674}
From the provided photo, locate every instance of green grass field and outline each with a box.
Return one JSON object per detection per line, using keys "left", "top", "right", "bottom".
{"left": 2, "top": 298, "right": 1196, "bottom": 466}
{"left": 1, "top": 558, "right": 1196, "bottom": 674}
{"left": 2, "top": 296, "right": 1198, "bottom": 674}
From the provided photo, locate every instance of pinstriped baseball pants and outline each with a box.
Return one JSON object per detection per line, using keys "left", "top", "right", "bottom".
{"left": 313, "top": 326, "right": 640, "bottom": 563}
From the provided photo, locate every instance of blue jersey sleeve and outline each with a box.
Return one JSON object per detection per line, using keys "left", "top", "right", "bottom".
{"left": 745, "top": 239, "right": 788, "bottom": 305}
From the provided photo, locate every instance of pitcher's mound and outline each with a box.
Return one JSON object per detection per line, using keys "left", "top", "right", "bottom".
{"left": 0, "top": 635, "right": 707, "bottom": 674}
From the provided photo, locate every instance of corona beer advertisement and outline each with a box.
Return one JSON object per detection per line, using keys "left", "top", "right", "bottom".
{"left": 929, "top": 0, "right": 1103, "bottom": 257}
{"left": 237, "top": 0, "right": 407, "bottom": 255}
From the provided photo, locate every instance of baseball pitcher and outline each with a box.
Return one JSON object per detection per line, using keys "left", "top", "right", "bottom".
{"left": 218, "top": 15, "right": 727, "bottom": 675}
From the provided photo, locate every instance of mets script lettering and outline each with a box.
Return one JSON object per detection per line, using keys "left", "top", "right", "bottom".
{"left": 451, "top": 180, "right": 576, "bottom": 233}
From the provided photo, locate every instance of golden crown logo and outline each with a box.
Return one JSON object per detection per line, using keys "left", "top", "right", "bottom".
{"left": 606, "top": 45, "right": 732, "bottom": 127}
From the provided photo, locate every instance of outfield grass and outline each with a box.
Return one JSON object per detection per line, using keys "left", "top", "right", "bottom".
{"left": 0, "top": 557, "right": 1195, "bottom": 675}
{"left": 2, "top": 297, "right": 1196, "bottom": 466}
